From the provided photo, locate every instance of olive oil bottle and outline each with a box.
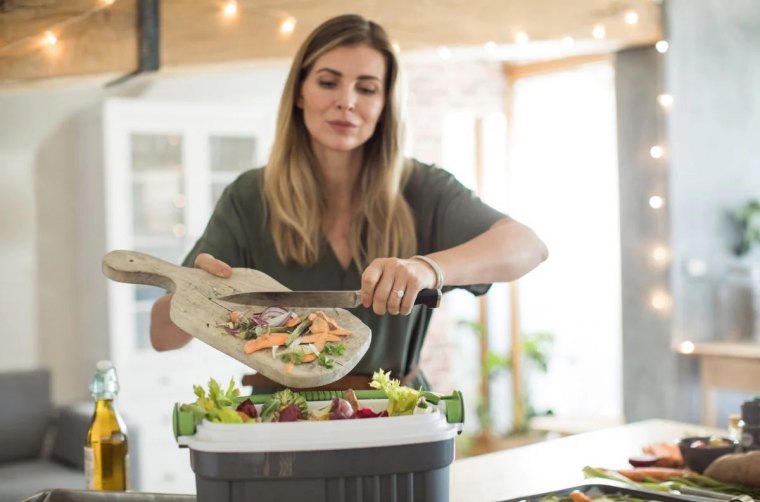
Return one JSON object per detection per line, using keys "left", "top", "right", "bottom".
{"left": 84, "top": 360, "right": 128, "bottom": 491}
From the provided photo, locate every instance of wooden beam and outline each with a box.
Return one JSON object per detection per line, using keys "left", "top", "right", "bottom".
{"left": 0, "top": 0, "right": 139, "bottom": 84}
{"left": 0, "top": 0, "right": 662, "bottom": 87}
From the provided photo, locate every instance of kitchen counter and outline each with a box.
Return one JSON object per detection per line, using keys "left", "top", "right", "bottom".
{"left": 449, "top": 419, "right": 724, "bottom": 502}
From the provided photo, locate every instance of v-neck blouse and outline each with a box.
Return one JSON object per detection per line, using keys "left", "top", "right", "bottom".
{"left": 182, "top": 159, "right": 506, "bottom": 387}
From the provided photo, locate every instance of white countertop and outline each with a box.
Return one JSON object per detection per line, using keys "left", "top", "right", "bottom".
{"left": 449, "top": 419, "right": 724, "bottom": 502}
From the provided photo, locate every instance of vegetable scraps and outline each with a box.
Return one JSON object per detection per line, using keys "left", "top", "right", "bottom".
{"left": 370, "top": 369, "right": 427, "bottom": 416}
{"left": 179, "top": 378, "right": 395, "bottom": 425}
{"left": 220, "top": 306, "right": 351, "bottom": 372}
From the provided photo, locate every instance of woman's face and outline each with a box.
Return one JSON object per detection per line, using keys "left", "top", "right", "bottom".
{"left": 298, "top": 44, "right": 387, "bottom": 157}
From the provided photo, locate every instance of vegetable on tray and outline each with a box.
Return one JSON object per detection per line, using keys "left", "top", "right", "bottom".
{"left": 219, "top": 306, "right": 352, "bottom": 372}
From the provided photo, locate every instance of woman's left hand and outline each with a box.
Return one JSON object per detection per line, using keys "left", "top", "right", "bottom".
{"left": 360, "top": 257, "right": 437, "bottom": 315}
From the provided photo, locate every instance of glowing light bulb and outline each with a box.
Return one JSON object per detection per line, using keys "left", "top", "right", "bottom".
{"left": 624, "top": 10, "right": 639, "bottom": 25}
{"left": 649, "top": 195, "right": 664, "bottom": 209}
{"left": 657, "top": 93, "right": 674, "bottom": 109}
{"left": 391, "top": 41, "right": 401, "bottom": 53}
{"left": 101, "top": 0, "right": 115, "bottom": 5}
{"left": 652, "top": 246, "right": 670, "bottom": 264}
{"left": 173, "top": 194, "right": 186, "bottom": 208}
{"left": 656, "top": 40, "right": 669, "bottom": 53}
{"left": 686, "top": 259, "right": 707, "bottom": 277}
{"left": 592, "top": 24, "right": 606, "bottom": 39}
{"left": 484, "top": 41, "right": 497, "bottom": 52}
{"left": 650, "top": 145, "right": 664, "bottom": 159}
{"left": 42, "top": 31, "right": 58, "bottom": 46}
{"left": 280, "top": 16, "right": 296, "bottom": 35}
{"left": 172, "top": 223, "right": 186, "bottom": 237}
{"left": 562, "top": 36, "right": 575, "bottom": 46}
{"left": 438, "top": 46, "right": 451, "bottom": 60}
{"left": 514, "top": 31, "right": 529, "bottom": 44}
{"left": 223, "top": 1, "right": 238, "bottom": 18}
{"left": 679, "top": 341, "right": 695, "bottom": 354}
{"left": 650, "top": 290, "right": 672, "bottom": 311}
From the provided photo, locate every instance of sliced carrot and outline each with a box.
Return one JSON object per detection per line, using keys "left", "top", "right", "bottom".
{"left": 230, "top": 311, "right": 241, "bottom": 323}
{"left": 299, "top": 332, "right": 341, "bottom": 351}
{"left": 310, "top": 315, "right": 329, "bottom": 333}
{"left": 569, "top": 490, "right": 592, "bottom": 502}
{"left": 301, "top": 353, "right": 317, "bottom": 363}
{"left": 328, "top": 327, "right": 352, "bottom": 336}
{"left": 285, "top": 316, "right": 301, "bottom": 328}
{"left": 243, "top": 333, "right": 289, "bottom": 354}
{"left": 284, "top": 362, "right": 295, "bottom": 373}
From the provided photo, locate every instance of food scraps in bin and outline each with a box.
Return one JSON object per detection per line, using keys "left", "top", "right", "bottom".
{"left": 179, "top": 370, "right": 428, "bottom": 425}
{"left": 219, "top": 306, "right": 352, "bottom": 372}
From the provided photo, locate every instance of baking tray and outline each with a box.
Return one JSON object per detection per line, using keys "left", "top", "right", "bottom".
{"left": 502, "top": 478, "right": 714, "bottom": 502}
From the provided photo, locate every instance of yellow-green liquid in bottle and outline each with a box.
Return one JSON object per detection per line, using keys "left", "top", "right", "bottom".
{"left": 84, "top": 361, "right": 128, "bottom": 491}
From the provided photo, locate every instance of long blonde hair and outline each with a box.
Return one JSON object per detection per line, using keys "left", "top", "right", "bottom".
{"left": 263, "top": 14, "right": 416, "bottom": 270}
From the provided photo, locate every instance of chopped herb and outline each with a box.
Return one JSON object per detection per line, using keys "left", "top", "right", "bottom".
{"left": 324, "top": 342, "right": 346, "bottom": 356}
{"left": 318, "top": 352, "right": 334, "bottom": 368}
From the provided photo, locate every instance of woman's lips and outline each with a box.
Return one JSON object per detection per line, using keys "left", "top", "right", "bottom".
{"left": 329, "top": 120, "right": 357, "bottom": 132}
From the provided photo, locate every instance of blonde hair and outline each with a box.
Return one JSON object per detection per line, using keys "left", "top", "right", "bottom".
{"left": 263, "top": 14, "right": 416, "bottom": 270}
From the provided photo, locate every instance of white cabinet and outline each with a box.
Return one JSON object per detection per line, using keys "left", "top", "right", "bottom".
{"left": 99, "top": 98, "right": 277, "bottom": 493}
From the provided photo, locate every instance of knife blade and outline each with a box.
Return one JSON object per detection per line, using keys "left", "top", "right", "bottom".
{"left": 218, "top": 288, "right": 441, "bottom": 308}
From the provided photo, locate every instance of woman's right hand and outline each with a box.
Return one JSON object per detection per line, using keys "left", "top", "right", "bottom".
{"left": 193, "top": 252, "right": 233, "bottom": 278}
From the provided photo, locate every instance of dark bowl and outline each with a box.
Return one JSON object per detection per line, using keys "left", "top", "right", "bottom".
{"left": 677, "top": 436, "right": 737, "bottom": 473}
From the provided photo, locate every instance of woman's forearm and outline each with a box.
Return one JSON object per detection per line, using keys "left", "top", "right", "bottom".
{"left": 429, "top": 218, "right": 548, "bottom": 286}
{"left": 150, "top": 294, "right": 192, "bottom": 351}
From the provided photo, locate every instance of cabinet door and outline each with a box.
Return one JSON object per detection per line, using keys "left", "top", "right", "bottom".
{"left": 102, "top": 98, "right": 276, "bottom": 492}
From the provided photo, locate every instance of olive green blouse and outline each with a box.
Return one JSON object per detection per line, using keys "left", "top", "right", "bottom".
{"left": 183, "top": 159, "right": 506, "bottom": 388}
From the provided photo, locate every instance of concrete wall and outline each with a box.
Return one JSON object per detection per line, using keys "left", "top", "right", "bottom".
{"left": 618, "top": 0, "right": 760, "bottom": 424}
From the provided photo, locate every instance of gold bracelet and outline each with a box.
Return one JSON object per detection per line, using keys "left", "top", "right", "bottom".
{"left": 412, "top": 255, "right": 443, "bottom": 290}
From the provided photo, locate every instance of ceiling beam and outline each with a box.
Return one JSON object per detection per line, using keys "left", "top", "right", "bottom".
{"left": 0, "top": 0, "right": 662, "bottom": 88}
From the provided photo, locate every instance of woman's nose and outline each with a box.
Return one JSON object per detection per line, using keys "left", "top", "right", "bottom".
{"left": 336, "top": 88, "right": 356, "bottom": 111}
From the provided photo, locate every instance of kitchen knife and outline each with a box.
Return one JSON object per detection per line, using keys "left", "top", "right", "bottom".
{"left": 218, "top": 288, "right": 442, "bottom": 308}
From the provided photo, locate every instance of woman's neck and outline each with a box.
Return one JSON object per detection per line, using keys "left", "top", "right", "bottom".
{"left": 313, "top": 146, "right": 362, "bottom": 211}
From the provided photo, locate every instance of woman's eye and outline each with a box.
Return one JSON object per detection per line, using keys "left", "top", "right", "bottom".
{"left": 318, "top": 80, "right": 337, "bottom": 88}
{"left": 358, "top": 87, "right": 378, "bottom": 95}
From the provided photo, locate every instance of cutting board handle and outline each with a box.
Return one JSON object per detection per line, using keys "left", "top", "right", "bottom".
{"left": 102, "top": 250, "right": 183, "bottom": 293}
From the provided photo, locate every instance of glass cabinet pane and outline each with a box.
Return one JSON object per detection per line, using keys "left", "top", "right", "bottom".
{"left": 209, "top": 136, "right": 257, "bottom": 206}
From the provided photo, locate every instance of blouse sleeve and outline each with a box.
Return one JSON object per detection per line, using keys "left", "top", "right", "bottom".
{"left": 407, "top": 161, "right": 508, "bottom": 295}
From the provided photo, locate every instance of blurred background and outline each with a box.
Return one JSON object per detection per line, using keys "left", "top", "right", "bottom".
{"left": 1, "top": 0, "right": 759, "bottom": 494}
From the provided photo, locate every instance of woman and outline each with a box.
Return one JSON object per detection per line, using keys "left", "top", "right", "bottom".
{"left": 150, "top": 14, "right": 548, "bottom": 390}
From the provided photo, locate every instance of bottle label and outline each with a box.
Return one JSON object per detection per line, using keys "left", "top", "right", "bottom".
{"left": 83, "top": 446, "right": 94, "bottom": 489}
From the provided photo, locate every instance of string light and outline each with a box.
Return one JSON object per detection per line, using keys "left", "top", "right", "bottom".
{"left": 652, "top": 245, "right": 670, "bottom": 264}
{"left": 42, "top": 31, "right": 58, "bottom": 47}
{"left": 173, "top": 194, "right": 186, "bottom": 208}
{"left": 562, "top": 36, "right": 575, "bottom": 47}
{"left": 649, "top": 195, "right": 664, "bottom": 209}
{"left": 391, "top": 41, "right": 401, "bottom": 53}
{"left": 484, "top": 41, "right": 497, "bottom": 53}
{"left": 679, "top": 340, "right": 695, "bottom": 354}
{"left": 624, "top": 10, "right": 640, "bottom": 25}
{"left": 514, "top": 31, "right": 529, "bottom": 44}
{"left": 280, "top": 16, "right": 297, "bottom": 35}
{"left": 649, "top": 145, "right": 664, "bottom": 158}
{"left": 592, "top": 24, "right": 606, "bottom": 39}
{"left": 650, "top": 290, "right": 672, "bottom": 311}
{"left": 222, "top": 1, "right": 238, "bottom": 18}
{"left": 438, "top": 46, "right": 451, "bottom": 60}
{"left": 657, "top": 93, "right": 674, "bottom": 110}
{"left": 655, "top": 40, "right": 669, "bottom": 53}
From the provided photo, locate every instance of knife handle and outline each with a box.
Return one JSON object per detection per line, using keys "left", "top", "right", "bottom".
{"left": 415, "top": 288, "right": 442, "bottom": 308}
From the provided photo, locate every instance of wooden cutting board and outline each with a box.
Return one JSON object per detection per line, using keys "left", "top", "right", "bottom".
{"left": 102, "top": 250, "right": 371, "bottom": 388}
